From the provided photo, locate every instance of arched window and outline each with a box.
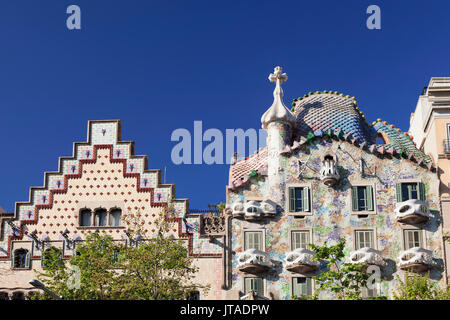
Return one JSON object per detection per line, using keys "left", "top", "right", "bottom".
{"left": 41, "top": 247, "right": 62, "bottom": 269}
{"left": 12, "top": 249, "right": 30, "bottom": 269}
{"left": 94, "top": 208, "right": 108, "bottom": 226}
{"left": 80, "top": 208, "right": 92, "bottom": 226}
{"left": 109, "top": 208, "right": 122, "bottom": 227}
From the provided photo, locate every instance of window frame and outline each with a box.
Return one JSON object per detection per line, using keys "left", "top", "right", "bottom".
{"left": 289, "top": 228, "right": 313, "bottom": 251}
{"left": 352, "top": 227, "right": 378, "bottom": 250}
{"left": 243, "top": 229, "right": 265, "bottom": 251}
{"left": 349, "top": 182, "right": 377, "bottom": 215}
{"left": 291, "top": 277, "right": 314, "bottom": 299}
{"left": 395, "top": 179, "right": 426, "bottom": 203}
{"left": 286, "top": 183, "right": 313, "bottom": 216}
{"left": 402, "top": 228, "right": 425, "bottom": 250}
{"left": 243, "top": 277, "right": 265, "bottom": 297}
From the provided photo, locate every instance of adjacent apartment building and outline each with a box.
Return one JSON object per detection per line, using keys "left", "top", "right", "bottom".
{"left": 409, "top": 78, "right": 450, "bottom": 282}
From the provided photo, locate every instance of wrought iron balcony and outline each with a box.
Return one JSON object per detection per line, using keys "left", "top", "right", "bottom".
{"left": 284, "top": 248, "right": 320, "bottom": 273}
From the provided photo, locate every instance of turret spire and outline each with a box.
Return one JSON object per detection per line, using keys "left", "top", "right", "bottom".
{"left": 261, "top": 66, "right": 296, "bottom": 129}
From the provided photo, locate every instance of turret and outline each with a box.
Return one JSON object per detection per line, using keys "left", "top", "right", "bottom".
{"left": 261, "top": 66, "right": 295, "bottom": 203}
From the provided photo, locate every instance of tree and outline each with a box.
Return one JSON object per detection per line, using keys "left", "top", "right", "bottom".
{"left": 393, "top": 272, "right": 450, "bottom": 300}
{"left": 307, "top": 238, "right": 374, "bottom": 300}
{"left": 32, "top": 205, "right": 208, "bottom": 300}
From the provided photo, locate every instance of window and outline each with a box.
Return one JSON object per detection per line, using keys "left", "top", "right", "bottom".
{"left": 404, "top": 229, "right": 423, "bottom": 249}
{"left": 110, "top": 208, "right": 122, "bottom": 226}
{"left": 288, "top": 187, "right": 310, "bottom": 212}
{"left": 80, "top": 209, "right": 92, "bottom": 226}
{"left": 0, "top": 292, "right": 8, "bottom": 300}
{"left": 291, "top": 230, "right": 310, "bottom": 250}
{"left": 244, "top": 278, "right": 264, "bottom": 296}
{"left": 12, "top": 249, "right": 30, "bottom": 269}
{"left": 244, "top": 231, "right": 263, "bottom": 251}
{"left": 351, "top": 186, "right": 374, "bottom": 212}
{"left": 41, "top": 247, "right": 62, "bottom": 269}
{"left": 94, "top": 208, "right": 108, "bottom": 226}
{"left": 396, "top": 182, "right": 426, "bottom": 202}
{"left": 355, "top": 230, "right": 374, "bottom": 250}
{"left": 292, "top": 277, "right": 312, "bottom": 298}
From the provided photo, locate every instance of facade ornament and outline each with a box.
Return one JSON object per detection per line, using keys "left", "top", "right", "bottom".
{"left": 261, "top": 66, "right": 296, "bottom": 129}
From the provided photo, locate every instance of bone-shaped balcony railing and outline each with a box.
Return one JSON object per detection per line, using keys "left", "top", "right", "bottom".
{"left": 237, "top": 249, "right": 273, "bottom": 273}
{"left": 398, "top": 247, "right": 437, "bottom": 272}
{"left": 394, "top": 199, "right": 431, "bottom": 224}
{"left": 284, "top": 248, "right": 319, "bottom": 273}
{"left": 349, "top": 247, "right": 387, "bottom": 268}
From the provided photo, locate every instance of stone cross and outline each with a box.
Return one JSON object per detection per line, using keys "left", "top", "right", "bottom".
{"left": 268, "top": 66, "right": 288, "bottom": 85}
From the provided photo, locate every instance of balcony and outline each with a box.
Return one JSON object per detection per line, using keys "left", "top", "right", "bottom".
{"left": 395, "top": 199, "right": 431, "bottom": 224}
{"left": 237, "top": 249, "right": 273, "bottom": 274}
{"left": 284, "top": 248, "right": 319, "bottom": 274}
{"left": 227, "top": 200, "right": 277, "bottom": 221}
{"left": 349, "top": 247, "right": 387, "bottom": 270}
{"left": 398, "top": 247, "right": 437, "bottom": 273}
{"left": 319, "top": 155, "right": 340, "bottom": 187}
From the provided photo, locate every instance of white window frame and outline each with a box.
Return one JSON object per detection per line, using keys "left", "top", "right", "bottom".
{"left": 289, "top": 228, "right": 313, "bottom": 251}
{"left": 242, "top": 229, "right": 265, "bottom": 251}
{"left": 352, "top": 227, "right": 378, "bottom": 250}
{"left": 290, "top": 276, "right": 314, "bottom": 298}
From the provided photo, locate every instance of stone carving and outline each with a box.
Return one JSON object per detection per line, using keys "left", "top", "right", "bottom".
{"left": 398, "top": 247, "right": 438, "bottom": 272}
{"left": 395, "top": 199, "right": 431, "bottom": 224}
{"left": 227, "top": 200, "right": 277, "bottom": 220}
{"left": 237, "top": 249, "right": 272, "bottom": 273}
{"left": 319, "top": 154, "right": 340, "bottom": 187}
{"left": 201, "top": 212, "right": 225, "bottom": 236}
{"left": 349, "top": 247, "right": 387, "bottom": 269}
{"left": 284, "top": 248, "right": 320, "bottom": 273}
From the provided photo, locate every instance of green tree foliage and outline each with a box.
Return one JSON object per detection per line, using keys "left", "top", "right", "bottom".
{"left": 32, "top": 206, "right": 208, "bottom": 300}
{"left": 393, "top": 272, "right": 450, "bottom": 300}
{"left": 307, "top": 238, "right": 374, "bottom": 300}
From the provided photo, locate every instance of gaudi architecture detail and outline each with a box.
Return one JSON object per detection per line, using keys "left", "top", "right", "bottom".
{"left": 0, "top": 69, "right": 448, "bottom": 300}
{"left": 226, "top": 67, "right": 445, "bottom": 299}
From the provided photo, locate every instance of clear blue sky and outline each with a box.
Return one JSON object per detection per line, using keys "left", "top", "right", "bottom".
{"left": 1, "top": 0, "right": 450, "bottom": 212}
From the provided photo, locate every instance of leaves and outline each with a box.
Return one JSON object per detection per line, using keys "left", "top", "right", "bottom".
{"left": 307, "top": 238, "right": 372, "bottom": 300}
{"left": 32, "top": 205, "right": 208, "bottom": 300}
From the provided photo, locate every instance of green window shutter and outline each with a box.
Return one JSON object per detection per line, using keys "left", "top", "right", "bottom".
{"left": 291, "top": 232, "right": 299, "bottom": 250}
{"left": 302, "top": 188, "right": 310, "bottom": 212}
{"left": 366, "top": 186, "right": 374, "bottom": 211}
{"left": 289, "top": 187, "right": 295, "bottom": 212}
{"left": 396, "top": 183, "right": 402, "bottom": 202}
{"left": 418, "top": 182, "right": 426, "bottom": 201}
{"left": 25, "top": 251, "right": 31, "bottom": 269}
{"left": 355, "top": 231, "right": 360, "bottom": 250}
{"left": 11, "top": 252, "right": 15, "bottom": 268}
{"left": 352, "top": 187, "right": 359, "bottom": 211}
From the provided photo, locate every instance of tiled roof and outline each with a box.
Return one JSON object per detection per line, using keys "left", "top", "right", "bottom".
{"left": 229, "top": 148, "right": 268, "bottom": 189}
{"left": 228, "top": 91, "right": 434, "bottom": 190}
{"left": 293, "top": 92, "right": 374, "bottom": 144}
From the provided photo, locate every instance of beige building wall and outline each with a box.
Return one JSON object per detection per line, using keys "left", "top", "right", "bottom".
{"left": 409, "top": 78, "right": 450, "bottom": 282}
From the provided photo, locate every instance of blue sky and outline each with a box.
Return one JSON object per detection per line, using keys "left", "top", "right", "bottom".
{"left": 1, "top": 0, "right": 450, "bottom": 212}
